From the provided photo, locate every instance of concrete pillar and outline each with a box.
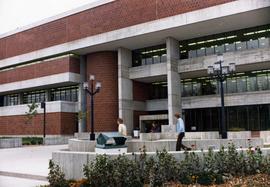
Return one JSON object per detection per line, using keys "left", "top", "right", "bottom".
{"left": 166, "top": 37, "right": 181, "bottom": 127}
{"left": 78, "top": 55, "right": 87, "bottom": 133}
{"left": 118, "top": 48, "right": 133, "bottom": 134}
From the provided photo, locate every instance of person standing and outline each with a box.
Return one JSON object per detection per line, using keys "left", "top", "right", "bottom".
{"left": 117, "top": 118, "right": 127, "bottom": 136}
{"left": 175, "top": 112, "right": 190, "bottom": 151}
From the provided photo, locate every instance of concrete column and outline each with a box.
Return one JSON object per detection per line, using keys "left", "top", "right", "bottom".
{"left": 78, "top": 55, "right": 87, "bottom": 133}
{"left": 166, "top": 37, "right": 181, "bottom": 127}
{"left": 118, "top": 48, "right": 133, "bottom": 134}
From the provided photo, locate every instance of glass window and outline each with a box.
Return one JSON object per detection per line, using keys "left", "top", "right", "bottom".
{"left": 227, "top": 107, "right": 238, "bottom": 130}
{"left": 259, "top": 38, "right": 269, "bottom": 48}
{"left": 215, "top": 45, "right": 225, "bottom": 54}
{"left": 153, "top": 56, "right": 160, "bottom": 64}
{"left": 51, "top": 86, "right": 78, "bottom": 102}
{"left": 248, "top": 106, "right": 259, "bottom": 131}
{"left": 225, "top": 43, "right": 235, "bottom": 52}
{"left": 259, "top": 105, "right": 270, "bottom": 130}
{"left": 247, "top": 76, "right": 257, "bottom": 92}
{"left": 206, "top": 46, "right": 215, "bottom": 56}
{"left": 257, "top": 73, "right": 268, "bottom": 91}
{"left": 188, "top": 50, "right": 197, "bottom": 58}
{"left": 146, "top": 57, "right": 153, "bottom": 65}
{"left": 196, "top": 48, "right": 205, "bottom": 57}
{"left": 160, "top": 54, "right": 167, "bottom": 62}
{"left": 247, "top": 39, "right": 259, "bottom": 49}
{"left": 192, "top": 82, "right": 201, "bottom": 96}
{"left": 237, "top": 106, "right": 248, "bottom": 130}
{"left": 183, "top": 82, "right": 192, "bottom": 97}
{"left": 226, "top": 77, "right": 237, "bottom": 93}
{"left": 23, "top": 90, "right": 45, "bottom": 104}
{"left": 236, "top": 41, "right": 247, "bottom": 51}
{"left": 4, "top": 94, "right": 19, "bottom": 106}
{"left": 236, "top": 76, "right": 247, "bottom": 92}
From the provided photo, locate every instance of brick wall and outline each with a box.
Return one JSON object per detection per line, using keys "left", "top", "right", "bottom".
{"left": 0, "top": 0, "right": 235, "bottom": 60}
{"left": 86, "top": 51, "right": 118, "bottom": 132}
{"left": 133, "top": 80, "right": 150, "bottom": 101}
{"left": 0, "top": 112, "right": 77, "bottom": 135}
{"left": 0, "top": 56, "right": 79, "bottom": 84}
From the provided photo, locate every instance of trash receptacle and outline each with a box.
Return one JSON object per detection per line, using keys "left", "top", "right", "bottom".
{"left": 133, "top": 128, "right": 140, "bottom": 138}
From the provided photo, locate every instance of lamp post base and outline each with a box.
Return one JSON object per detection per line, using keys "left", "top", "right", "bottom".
{"left": 90, "top": 133, "right": 95, "bottom": 141}
{"left": 221, "top": 132, "right": 227, "bottom": 139}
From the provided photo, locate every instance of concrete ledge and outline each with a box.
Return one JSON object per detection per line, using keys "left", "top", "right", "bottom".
{"left": 68, "top": 138, "right": 263, "bottom": 153}
{"left": 0, "top": 138, "right": 22, "bottom": 148}
{"left": 44, "top": 136, "right": 74, "bottom": 145}
{"left": 53, "top": 147, "right": 270, "bottom": 180}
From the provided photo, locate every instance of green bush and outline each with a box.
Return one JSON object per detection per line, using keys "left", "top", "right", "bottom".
{"left": 83, "top": 154, "right": 142, "bottom": 187}
{"left": 50, "top": 143, "right": 270, "bottom": 186}
{"left": 48, "top": 160, "right": 69, "bottom": 187}
{"left": 22, "top": 137, "right": 43, "bottom": 145}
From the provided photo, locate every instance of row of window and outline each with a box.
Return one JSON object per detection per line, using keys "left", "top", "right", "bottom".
{"left": 150, "top": 69, "right": 270, "bottom": 99}
{"left": 0, "top": 86, "right": 78, "bottom": 107}
{"left": 184, "top": 104, "right": 270, "bottom": 131}
{"left": 187, "top": 37, "right": 269, "bottom": 58}
{"left": 132, "top": 24, "right": 270, "bottom": 66}
{"left": 182, "top": 70, "right": 270, "bottom": 97}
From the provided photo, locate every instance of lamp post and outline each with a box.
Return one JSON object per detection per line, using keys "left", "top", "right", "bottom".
{"left": 83, "top": 75, "right": 101, "bottom": 141}
{"left": 207, "top": 54, "right": 235, "bottom": 139}
{"left": 41, "top": 101, "right": 46, "bottom": 138}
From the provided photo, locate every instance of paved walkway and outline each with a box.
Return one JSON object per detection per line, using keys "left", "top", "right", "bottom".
{"left": 0, "top": 144, "right": 67, "bottom": 187}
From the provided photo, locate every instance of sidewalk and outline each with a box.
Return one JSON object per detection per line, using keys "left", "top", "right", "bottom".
{"left": 0, "top": 144, "right": 67, "bottom": 187}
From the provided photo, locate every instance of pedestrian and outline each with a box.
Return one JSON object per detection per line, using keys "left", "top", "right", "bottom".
{"left": 175, "top": 112, "right": 191, "bottom": 151}
{"left": 117, "top": 118, "right": 127, "bottom": 136}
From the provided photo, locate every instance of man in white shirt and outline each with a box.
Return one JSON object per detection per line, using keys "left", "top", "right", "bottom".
{"left": 117, "top": 118, "right": 127, "bottom": 136}
{"left": 175, "top": 112, "right": 191, "bottom": 151}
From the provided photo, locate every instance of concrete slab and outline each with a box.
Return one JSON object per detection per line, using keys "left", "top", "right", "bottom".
{"left": 0, "top": 176, "right": 48, "bottom": 187}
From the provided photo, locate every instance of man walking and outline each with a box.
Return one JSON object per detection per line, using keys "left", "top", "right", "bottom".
{"left": 175, "top": 112, "right": 191, "bottom": 151}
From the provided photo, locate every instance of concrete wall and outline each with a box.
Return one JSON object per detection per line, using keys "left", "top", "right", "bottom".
{"left": 68, "top": 138, "right": 263, "bottom": 153}
{"left": 53, "top": 145, "right": 269, "bottom": 180}
{"left": 0, "top": 138, "right": 22, "bottom": 148}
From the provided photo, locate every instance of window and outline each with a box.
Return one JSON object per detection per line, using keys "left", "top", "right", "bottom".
{"left": 4, "top": 94, "right": 19, "bottom": 106}
{"left": 50, "top": 86, "right": 78, "bottom": 102}
{"left": 247, "top": 39, "right": 259, "bottom": 49}
{"left": 257, "top": 73, "right": 268, "bottom": 91}
{"left": 236, "top": 76, "right": 247, "bottom": 92}
{"left": 23, "top": 90, "right": 45, "bottom": 104}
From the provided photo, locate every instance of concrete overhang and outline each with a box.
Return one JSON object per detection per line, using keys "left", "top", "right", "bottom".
{"left": 0, "top": 0, "right": 270, "bottom": 69}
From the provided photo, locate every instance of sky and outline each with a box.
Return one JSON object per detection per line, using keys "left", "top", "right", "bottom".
{"left": 0, "top": 0, "right": 99, "bottom": 35}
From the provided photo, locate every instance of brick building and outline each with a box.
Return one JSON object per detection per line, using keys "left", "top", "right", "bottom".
{"left": 0, "top": 0, "right": 270, "bottom": 138}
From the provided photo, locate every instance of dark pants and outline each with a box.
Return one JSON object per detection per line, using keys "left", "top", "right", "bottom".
{"left": 176, "top": 132, "right": 189, "bottom": 151}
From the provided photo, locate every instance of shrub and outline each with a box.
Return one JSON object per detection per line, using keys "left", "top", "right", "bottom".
{"left": 22, "top": 137, "right": 43, "bottom": 145}
{"left": 147, "top": 150, "right": 179, "bottom": 187}
{"left": 83, "top": 154, "right": 142, "bottom": 187}
{"left": 48, "top": 160, "right": 69, "bottom": 187}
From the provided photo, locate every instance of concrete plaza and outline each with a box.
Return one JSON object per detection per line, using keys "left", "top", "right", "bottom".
{"left": 0, "top": 144, "right": 67, "bottom": 187}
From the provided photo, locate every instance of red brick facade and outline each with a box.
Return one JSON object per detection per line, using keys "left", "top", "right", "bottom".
{"left": 0, "top": 0, "right": 235, "bottom": 60}
{"left": 86, "top": 51, "right": 118, "bottom": 132}
{"left": 0, "top": 112, "right": 77, "bottom": 135}
{"left": 133, "top": 80, "right": 150, "bottom": 101}
{"left": 0, "top": 56, "right": 80, "bottom": 84}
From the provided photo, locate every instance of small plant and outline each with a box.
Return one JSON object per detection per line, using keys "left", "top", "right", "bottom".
{"left": 22, "top": 137, "right": 43, "bottom": 145}
{"left": 25, "top": 102, "right": 39, "bottom": 124}
{"left": 48, "top": 160, "right": 68, "bottom": 187}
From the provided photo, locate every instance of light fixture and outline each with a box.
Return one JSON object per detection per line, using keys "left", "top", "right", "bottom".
{"left": 83, "top": 82, "right": 89, "bottom": 89}
{"left": 89, "top": 74, "right": 95, "bottom": 81}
